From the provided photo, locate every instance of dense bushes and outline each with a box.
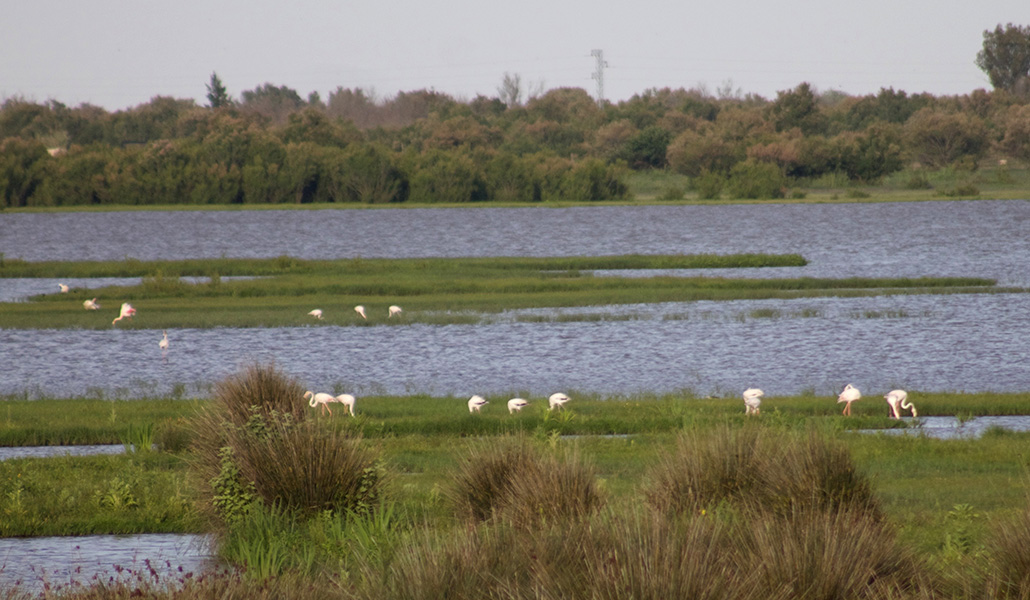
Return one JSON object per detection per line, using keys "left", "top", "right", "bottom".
{"left": 1, "top": 81, "right": 1027, "bottom": 207}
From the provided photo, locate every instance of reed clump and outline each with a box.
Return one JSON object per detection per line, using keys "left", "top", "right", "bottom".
{"left": 980, "top": 503, "right": 1030, "bottom": 599}
{"left": 449, "top": 437, "right": 604, "bottom": 528}
{"left": 644, "top": 424, "right": 881, "bottom": 519}
{"left": 190, "top": 363, "right": 384, "bottom": 530}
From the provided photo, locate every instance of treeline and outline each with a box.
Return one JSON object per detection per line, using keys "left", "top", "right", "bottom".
{"left": 2, "top": 81, "right": 1029, "bottom": 207}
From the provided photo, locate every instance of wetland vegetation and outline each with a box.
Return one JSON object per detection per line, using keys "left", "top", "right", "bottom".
{"left": 0, "top": 253, "right": 1015, "bottom": 330}
{"left": 2, "top": 366, "right": 1030, "bottom": 598}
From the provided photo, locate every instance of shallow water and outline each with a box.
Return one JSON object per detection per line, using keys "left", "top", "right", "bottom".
{"left": 0, "top": 444, "right": 125, "bottom": 461}
{"left": 2, "top": 201, "right": 1029, "bottom": 399}
{"left": 858, "top": 415, "right": 1030, "bottom": 439}
{"left": 0, "top": 534, "right": 215, "bottom": 596}
{"left": 2, "top": 292, "right": 1028, "bottom": 399}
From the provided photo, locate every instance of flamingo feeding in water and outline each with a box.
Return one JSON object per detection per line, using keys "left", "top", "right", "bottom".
{"left": 743, "top": 388, "right": 764, "bottom": 415}
{"left": 307, "top": 309, "right": 323, "bottom": 320}
{"left": 388, "top": 305, "right": 403, "bottom": 317}
{"left": 83, "top": 298, "right": 100, "bottom": 310}
{"left": 304, "top": 391, "right": 337, "bottom": 416}
{"left": 837, "top": 384, "right": 861, "bottom": 416}
{"left": 354, "top": 305, "right": 367, "bottom": 319}
{"left": 58, "top": 283, "right": 69, "bottom": 293}
{"left": 112, "top": 303, "right": 136, "bottom": 325}
{"left": 507, "top": 398, "right": 529, "bottom": 414}
{"left": 468, "top": 395, "right": 488, "bottom": 413}
{"left": 885, "top": 389, "right": 917, "bottom": 419}
{"left": 548, "top": 392, "right": 570, "bottom": 410}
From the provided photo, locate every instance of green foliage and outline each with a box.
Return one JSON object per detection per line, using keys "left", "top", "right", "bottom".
{"left": 205, "top": 72, "right": 232, "bottom": 108}
{"left": 693, "top": 170, "right": 725, "bottom": 199}
{"left": 726, "top": 160, "right": 787, "bottom": 199}
{"left": 976, "top": 23, "right": 1030, "bottom": 95}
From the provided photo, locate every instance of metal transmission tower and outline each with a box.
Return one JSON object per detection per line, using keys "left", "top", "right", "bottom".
{"left": 591, "top": 49, "right": 608, "bottom": 105}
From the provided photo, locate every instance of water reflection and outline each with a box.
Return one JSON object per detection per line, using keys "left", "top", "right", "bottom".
{"left": 859, "top": 415, "right": 1030, "bottom": 439}
{"left": 0, "top": 534, "right": 214, "bottom": 596}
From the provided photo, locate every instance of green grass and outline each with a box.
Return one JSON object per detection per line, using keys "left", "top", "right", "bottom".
{"left": 0, "top": 253, "right": 1018, "bottom": 329}
{"left": 2, "top": 391, "right": 1030, "bottom": 597}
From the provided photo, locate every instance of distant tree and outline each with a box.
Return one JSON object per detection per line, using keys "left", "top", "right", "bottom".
{"left": 620, "top": 125, "right": 671, "bottom": 169}
{"left": 975, "top": 24, "right": 1030, "bottom": 95}
{"left": 498, "top": 72, "right": 524, "bottom": 108}
{"left": 768, "top": 82, "right": 826, "bottom": 135}
{"left": 240, "top": 83, "right": 305, "bottom": 123}
{"left": 904, "top": 107, "right": 988, "bottom": 168}
{"left": 206, "top": 72, "right": 232, "bottom": 108}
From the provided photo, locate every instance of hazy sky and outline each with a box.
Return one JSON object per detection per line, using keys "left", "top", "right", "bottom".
{"left": 3, "top": 0, "right": 1027, "bottom": 111}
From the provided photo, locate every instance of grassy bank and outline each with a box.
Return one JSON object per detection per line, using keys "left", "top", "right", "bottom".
{"left": 0, "top": 253, "right": 1017, "bottom": 329}
{"left": 2, "top": 389, "right": 1029, "bottom": 598}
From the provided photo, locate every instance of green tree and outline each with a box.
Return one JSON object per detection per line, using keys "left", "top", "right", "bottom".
{"left": 768, "top": 82, "right": 826, "bottom": 135}
{"left": 975, "top": 23, "right": 1030, "bottom": 95}
{"left": 206, "top": 72, "right": 232, "bottom": 108}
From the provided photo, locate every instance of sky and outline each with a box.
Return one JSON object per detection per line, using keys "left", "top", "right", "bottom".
{"left": 2, "top": 0, "right": 1028, "bottom": 112}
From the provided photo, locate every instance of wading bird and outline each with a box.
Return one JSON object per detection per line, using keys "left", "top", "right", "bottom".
{"left": 335, "top": 393, "right": 356, "bottom": 417}
{"left": 885, "top": 389, "right": 917, "bottom": 419}
{"left": 304, "top": 390, "right": 337, "bottom": 416}
{"left": 388, "top": 305, "right": 403, "bottom": 317}
{"left": 112, "top": 302, "right": 136, "bottom": 325}
{"left": 307, "top": 309, "right": 323, "bottom": 320}
{"left": 354, "top": 305, "right": 367, "bottom": 319}
{"left": 83, "top": 298, "right": 100, "bottom": 310}
{"left": 159, "top": 330, "right": 169, "bottom": 353}
{"left": 548, "top": 392, "right": 570, "bottom": 410}
{"left": 507, "top": 398, "right": 529, "bottom": 414}
{"left": 743, "top": 388, "right": 764, "bottom": 415}
{"left": 837, "top": 384, "right": 861, "bottom": 416}
{"left": 468, "top": 395, "right": 488, "bottom": 413}
{"left": 58, "top": 283, "right": 69, "bottom": 293}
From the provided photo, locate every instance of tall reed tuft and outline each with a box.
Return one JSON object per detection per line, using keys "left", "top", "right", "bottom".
{"left": 981, "top": 503, "right": 1030, "bottom": 599}
{"left": 212, "top": 362, "right": 308, "bottom": 426}
{"left": 450, "top": 437, "right": 603, "bottom": 528}
{"left": 644, "top": 425, "right": 881, "bottom": 519}
{"left": 736, "top": 508, "right": 931, "bottom": 600}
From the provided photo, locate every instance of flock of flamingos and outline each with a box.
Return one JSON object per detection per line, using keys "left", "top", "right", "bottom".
{"left": 70, "top": 284, "right": 921, "bottom": 421}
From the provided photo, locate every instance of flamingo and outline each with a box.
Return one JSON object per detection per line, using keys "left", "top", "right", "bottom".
{"left": 468, "top": 395, "right": 488, "bottom": 413}
{"left": 308, "top": 309, "right": 323, "bottom": 320}
{"left": 335, "top": 393, "right": 357, "bottom": 417}
{"left": 837, "top": 384, "right": 861, "bottom": 416}
{"left": 112, "top": 302, "right": 136, "bottom": 325}
{"left": 354, "top": 305, "right": 367, "bottom": 319}
{"left": 58, "top": 283, "right": 69, "bottom": 293}
{"left": 885, "top": 389, "right": 917, "bottom": 419}
{"left": 304, "top": 390, "right": 337, "bottom": 416}
{"left": 159, "top": 330, "right": 169, "bottom": 353}
{"left": 388, "top": 305, "right": 403, "bottom": 318}
{"left": 83, "top": 298, "right": 101, "bottom": 310}
{"left": 548, "top": 392, "right": 570, "bottom": 410}
{"left": 743, "top": 388, "right": 764, "bottom": 415}
{"left": 507, "top": 398, "right": 530, "bottom": 414}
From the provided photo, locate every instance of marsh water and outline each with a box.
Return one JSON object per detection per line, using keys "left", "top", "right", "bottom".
{"left": 2, "top": 200, "right": 1030, "bottom": 399}
{"left": 1, "top": 200, "right": 1030, "bottom": 591}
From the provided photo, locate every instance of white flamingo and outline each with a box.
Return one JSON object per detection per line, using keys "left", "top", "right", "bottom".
{"left": 307, "top": 309, "right": 323, "bottom": 320}
{"left": 58, "top": 283, "right": 69, "bottom": 293}
{"left": 837, "top": 384, "right": 861, "bottom": 416}
{"left": 548, "top": 392, "right": 570, "bottom": 410}
{"left": 743, "top": 388, "right": 764, "bottom": 415}
{"left": 304, "top": 390, "right": 337, "bottom": 416}
{"left": 159, "top": 330, "right": 169, "bottom": 353}
{"left": 388, "top": 305, "right": 403, "bottom": 317}
{"left": 83, "top": 298, "right": 101, "bottom": 310}
{"left": 335, "top": 393, "right": 357, "bottom": 417}
{"left": 354, "top": 305, "right": 367, "bottom": 319}
{"left": 468, "top": 395, "right": 488, "bottom": 413}
{"left": 112, "top": 302, "right": 136, "bottom": 325}
{"left": 885, "top": 389, "right": 917, "bottom": 419}
{"left": 507, "top": 398, "right": 530, "bottom": 414}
